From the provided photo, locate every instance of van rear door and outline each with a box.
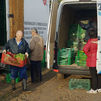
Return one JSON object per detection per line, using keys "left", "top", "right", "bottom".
{"left": 46, "top": 0, "right": 59, "bottom": 69}
{"left": 97, "top": 0, "right": 101, "bottom": 73}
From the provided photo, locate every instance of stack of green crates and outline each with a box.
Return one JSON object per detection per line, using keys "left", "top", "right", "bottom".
{"left": 77, "top": 24, "right": 86, "bottom": 50}
{"left": 57, "top": 48, "right": 74, "bottom": 65}
{"left": 67, "top": 24, "right": 78, "bottom": 48}
{"left": 75, "top": 50, "right": 87, "bottom": 66}
{"left": 77, "top": 24, "right": 86, "bottom": 40}
{"left": 69, "top": 79, "right": 90, "bottom": 90}
{"left": 6, "top": 73, "right": 20, "bottom": 83}
{"left": 67, "top": 24, "right": 86, "bottom": 51}
{"left": 41, "top": 49, "right": 46, "bottom": 68}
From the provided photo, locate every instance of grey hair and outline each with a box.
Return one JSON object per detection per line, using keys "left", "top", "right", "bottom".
{"left": 16, "top": 30, "right": 23, "bottom": 35}
{"left": 32, "top": 28, "right": 38, "bottom": 33}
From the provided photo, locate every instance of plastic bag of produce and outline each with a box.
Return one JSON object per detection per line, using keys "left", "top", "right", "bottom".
{"left": 1, "top": 52, "right": 27, "bottom": 67}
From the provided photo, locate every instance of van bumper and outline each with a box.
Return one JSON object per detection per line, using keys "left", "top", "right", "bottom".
{"left": 53, "top": 65, "right": 90, "bottom": 75}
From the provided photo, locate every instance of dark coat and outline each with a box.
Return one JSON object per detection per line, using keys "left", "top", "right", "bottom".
{"left": 83, "top": 38, "right": 98, "bottom": 67}
{"left": 4, "top": 38, "right": 30, "bottom": 54}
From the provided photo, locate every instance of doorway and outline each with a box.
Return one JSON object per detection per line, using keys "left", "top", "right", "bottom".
{"left": 0, "top": 0, "right": 7, "bottom": 46}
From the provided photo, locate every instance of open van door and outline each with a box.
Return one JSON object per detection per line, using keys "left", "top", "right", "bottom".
{"left": 97, "top": 0, "right": 101, "bottom": 73}
{"left": 46, "top": 0, "right": 59, "bottom": 69}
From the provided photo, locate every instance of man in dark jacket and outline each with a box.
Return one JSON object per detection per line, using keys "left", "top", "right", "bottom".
{"left": 3, "top": 30, "right": 30, "bottom": 91}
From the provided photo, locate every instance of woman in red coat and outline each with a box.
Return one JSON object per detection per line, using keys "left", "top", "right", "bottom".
{"left": 83, "top": 28, "right": 101, "bottom": 94}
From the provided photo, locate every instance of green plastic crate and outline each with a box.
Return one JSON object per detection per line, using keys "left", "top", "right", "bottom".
{"left": 77, "top": 60, "right": 86, "bottom": 66}
{"left": 59, "top": 57, "right": 72, "bottom": 65}
{"left": 76, "top": 50, "right": 87, "bottom": 66}
{"left": 41, "top": 62, "right": 46, "bottom": 68}
{"left": 6, "top": 73, "right": 11, "bottom": 83}
{"left": 57, "top": 48, "right": 74, "bottom": 65}
{"left": 42, "top": 50, "right": 46, "bottom": 63}
{"left": 69, "top": 79, "right": 91, "bottom": 90}
{"left": 6, "top": 73, "right": 20, "bottom": 83}
{"left": 77, "top": 24, "right": 86, "bottom": 39}
{"left": 41, "top": 50, "right": 46, "bottom": 68}
{"left": 67, "top": 24, "right": 86, "bottom": 51}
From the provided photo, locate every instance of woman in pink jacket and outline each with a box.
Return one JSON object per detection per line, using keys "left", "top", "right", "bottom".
{"left": 83, "top": 28, "right": 101, "bottom": 94}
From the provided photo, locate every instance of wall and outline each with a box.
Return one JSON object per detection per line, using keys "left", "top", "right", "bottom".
{"left": 24, "top": 0, "right": 50, "bottom": 44}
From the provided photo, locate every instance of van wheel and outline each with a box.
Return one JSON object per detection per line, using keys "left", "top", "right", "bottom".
{"left": 56, "top": 73, "right": 64, "bottom": 80}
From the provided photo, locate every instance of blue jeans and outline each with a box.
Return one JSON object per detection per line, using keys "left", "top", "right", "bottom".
{"left": 10, "top": 66, "right": 27, "bottom": 80}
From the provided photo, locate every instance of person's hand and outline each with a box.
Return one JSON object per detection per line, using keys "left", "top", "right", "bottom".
{"left": 25, "top": 52, "right": 29, "bottom": 58}
{"left": 3, "top": 50, "right": 6, "bottom": 54}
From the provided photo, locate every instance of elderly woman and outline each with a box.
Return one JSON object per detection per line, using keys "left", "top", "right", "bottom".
{"left": 3, "top": 30, "right": 30, "bottom": 91}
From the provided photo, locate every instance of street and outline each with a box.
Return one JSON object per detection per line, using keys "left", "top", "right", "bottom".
{"left": 0, "top": 69, "right": 101, "bottom": 101}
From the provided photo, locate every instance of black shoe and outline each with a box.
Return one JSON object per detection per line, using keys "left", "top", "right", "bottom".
{"left": 36, "top": 79, "right": 42, "bottom": 83}
{"left": 12, "top": 87, "right": 16, "bottom": 91}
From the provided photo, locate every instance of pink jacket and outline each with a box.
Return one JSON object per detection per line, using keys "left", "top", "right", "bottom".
{"left": 83, "top": 38, "right": 98, "bottom": 67}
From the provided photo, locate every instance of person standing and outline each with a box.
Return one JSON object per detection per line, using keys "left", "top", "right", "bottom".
{"left": 3, "top": 30, "right": 30, "bottom": 91}
{"left": 83, "top": 28, "right": 101, "bottom": 94}
{"left": 30, "top": 28, "right": 44, "bottom": 83}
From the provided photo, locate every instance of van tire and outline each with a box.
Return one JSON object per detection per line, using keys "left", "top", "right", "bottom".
{"left": 56, "top": 73, "right": 64, "bottom": 79}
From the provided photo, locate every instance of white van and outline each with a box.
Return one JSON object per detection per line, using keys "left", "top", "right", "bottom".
{"left": 47, "top": 0, "right": 97, "bottom": 77}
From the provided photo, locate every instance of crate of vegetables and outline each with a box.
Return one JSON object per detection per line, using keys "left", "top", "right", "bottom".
{"left": 1, "top": 52, "right": 27, "bottom": 67}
